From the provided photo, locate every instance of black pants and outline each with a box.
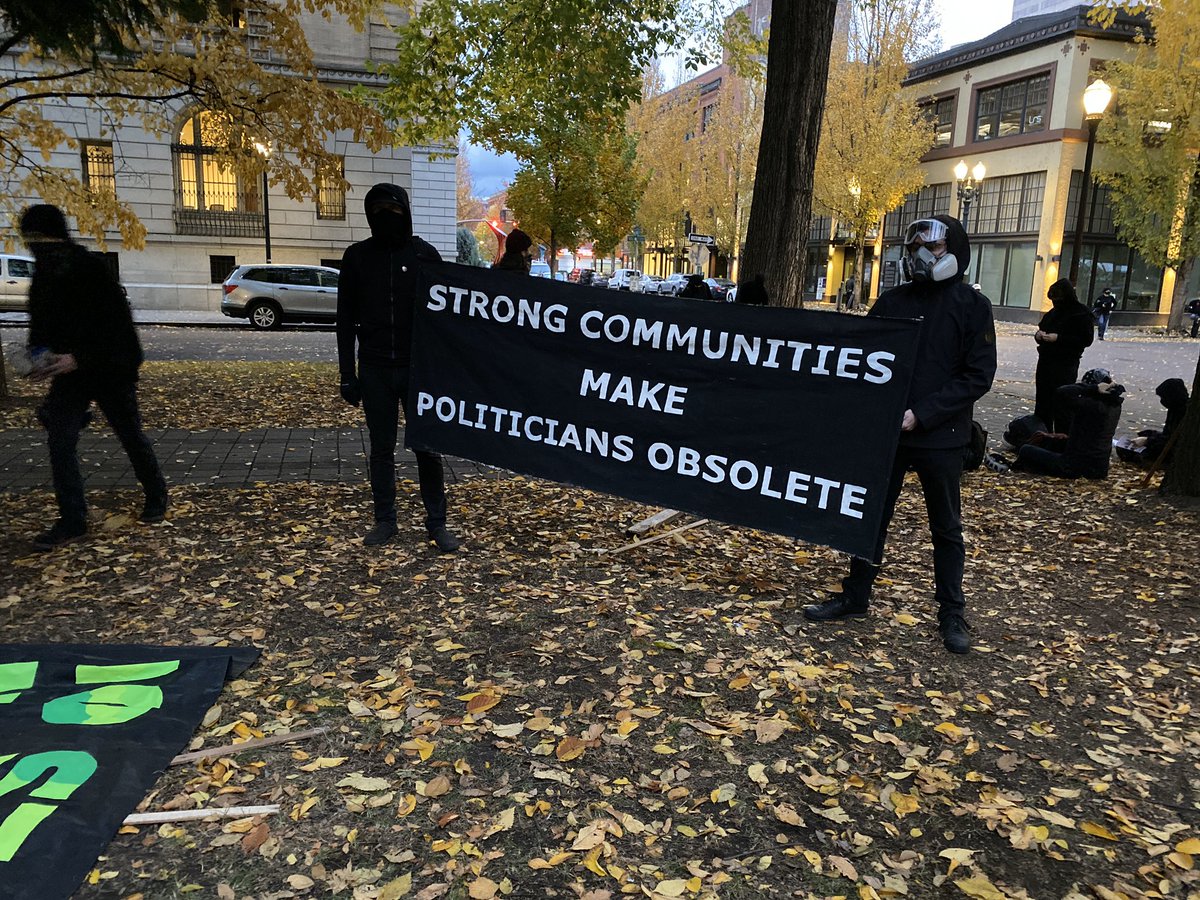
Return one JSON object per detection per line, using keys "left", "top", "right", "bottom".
{"left": 359, "top": 363, "right": 447, "bottom": 531}
{"left": 841, "top": 446, "right": 965, "bottom": 617}
{"left": 1013, "top": 444, "right": 1074, "bottom": 478}
{"left": 1034, "top": 359, "right": 1079, "bottom": 432}
{"left": 39, "top": 375, "right": 166, "bottom": 528}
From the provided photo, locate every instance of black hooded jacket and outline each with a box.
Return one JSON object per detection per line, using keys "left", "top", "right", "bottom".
{"left": 868, "top": 214, "right": 997, "bottom": 449}
{"left": 336, "top": 183, "right": 443, "bottom": 375}
{"left": 1055, "top": 382, "right": 1124, "bottom": 478}
{"left": 26, "top": 240, "right": 142, "bottom": 382}
{"left": 1037, "top": 286, "right": 1094, "bottom": 364}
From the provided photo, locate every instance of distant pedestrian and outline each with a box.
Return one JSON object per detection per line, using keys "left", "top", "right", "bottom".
{"left": 19, "top": 204, "right": 168, "bottom": 550}
{"left": 1092, "top": 288, "right": 1117, "bottom": 340}
{"left": 803, "top": 215, "right": 996, "bottom": 655}
{"left": 494, "top": 228, "right": 534, "bottom": 273}
{"left": 735, "top": 273, "right": 769, "bottom": 306}
{"left": 1186, "top": 297, "right": 1200, "bottom": 338}
{"left": 678, "top": 274, "right": 713, "bottom": 301}
{"left": 336, "top": 183, "right": 461, "bottom": 553}
{"left": 842, "top": 275, "right": 857, "bottom": 310}
{"left": 1034, "top": 278, "right": 1094, "bottom": 432}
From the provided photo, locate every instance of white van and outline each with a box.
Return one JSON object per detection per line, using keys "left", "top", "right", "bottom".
{"left": 0, "top": 254, "right": 34, "bottom": 310}
{"left": 608, "top": 268, "right": 642, "bottom": 292}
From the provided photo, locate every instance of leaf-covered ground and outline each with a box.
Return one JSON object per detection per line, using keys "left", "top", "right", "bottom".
{"left": 1, "top": 363, "right": 1199, "bottom": 900}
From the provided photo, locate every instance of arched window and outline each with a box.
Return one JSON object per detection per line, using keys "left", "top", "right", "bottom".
{"left": 172, "top": 110, "right": 263, "bottom": 236}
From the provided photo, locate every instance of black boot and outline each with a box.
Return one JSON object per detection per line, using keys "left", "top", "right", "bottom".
{"left": 33, "top": 520, "right": 88, "bottom": 552}
{"left": 939, "top": 613, "right": 971, "bottom": 654}
{"left": 803, "top": 594, "right": 868, "bottom": 622}
{"left": 140, "top": 492, "right": 170, "bottom": 523}
{"left": 364, "top": 521, "right": 398, "bottom": 547}
{"left": 429, "top": 526, "right": 461, "bottom": 554}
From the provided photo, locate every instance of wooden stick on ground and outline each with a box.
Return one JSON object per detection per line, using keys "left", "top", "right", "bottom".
{"left": 170, "top": 726, "right": 329, "bottom": 766}
{"left": 625, "top": 508, "right": 682, "bottom": 536}
{"left": 603, "top": 518, "right": 711, "bottom": 556}
{"left": 123, "top": 805, "right": 280, "bottom": 826}
{"left": 1140, "top": 428, "right": 1185, "bottom": 488}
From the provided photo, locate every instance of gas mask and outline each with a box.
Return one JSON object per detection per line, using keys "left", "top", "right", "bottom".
{"left": 900, "top": 218, "right": 959, "bottom": 283}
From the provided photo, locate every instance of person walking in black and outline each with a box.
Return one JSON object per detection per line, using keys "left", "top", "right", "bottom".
{"left": 1092, "top": 288, "right": 1117, "bottom": 340}
{"left": 20, "top": 204, "right": 168, "bottom": 550}
{"left": 337, "top": 183, "right": 460, "bottom": 553}
{"left": 494, "top": 228, "right": 534, "bottom": 273}
{"left": 1034, "top": 278, "right": 1094, "bottom": 432}
{"left": 678, "top": 274, "right": 713, "bottom": 300}
{"left": 803, "top": 215, "right": 997, "bottom": 654}
{"left": 1186, "top": 297, "right": 1200, "bottom": 338}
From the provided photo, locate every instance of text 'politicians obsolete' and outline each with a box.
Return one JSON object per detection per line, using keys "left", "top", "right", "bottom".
{"left": 426, "top": 284, "right": 896, "bottom": 383}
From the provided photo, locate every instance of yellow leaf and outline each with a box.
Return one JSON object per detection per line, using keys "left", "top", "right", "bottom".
{"left": 433, "top": 638, "right": 465, "bottom": 652}
{"left": 655, "top": 879, "right": 688, "bottom": 897}
{"left": 754, "top": 718, "right": 788, "bottom": 743}
{"left": 686, "top": 876, "right": 702, "bottom": 892}
{"left": 400, "top": 738, "right": 436, "bottom": 761}
{"left": 483, "top": 806, "right": 516, "bottom": 839}
{"left": 1081, "top": 821, "right": 1119, "bottom": 841}
{"left": 466, "top": 692, "right": 500, "bottom": 714}
{"left": 617, "top": 720, "right": 639, "bottom": 736}
{"left": 893, "top": 613, "right": 918, "bottom": 625}
{"left": 583, "top": 846, "right": 607, "bottom": 877}
{"left": 1168, "top": 851, "right": 1193, "bottom": 870}
{"left": 954, "top": 875, "right": 1007, "bottom": 899}
{"left": 747, "top": 763, "right": 769, "bottom": 786}
{"left": 934, "top": 722, "right": 965, "bottom": 741}
{"left": 653, "top": 743, "right": 678, "bottom": 754}
{"left": 773, "top": 804, "right": 804, "bottom": 827}
{"left": 287, "top": 875, "right": 314, "bottom": 889}
{"left": 468, "top": 877, "right": 498, "bottom": 899}
{"left": 336, "top": 773, "right": 391, "bottom": 792}
{"left": 422, "top": 775, "right": 452, "bottom": 798}
{"left": 891, "top": 792, "right": 919, "bottom": 817}
{"left": 298, "top": 756, "right": 347, "bottom": 772}
{"left": 828, "top": 855, "right": 858, "bottom": 881}
{"left": 396, "top": 794, "right": 417, "bottom": 816}
{"left": 711, "top": 783, "right": 736, "bottom": 803}
{"left": 556, "top": 736, "right": 587, "bottom": 761}
{"left": 547, "top": 851, "right": 574, "bottom": 866}
{"left": 1176, "top": 837, "right": 1200, "bottom": 854}
{"left": 571, "top": 823, "right": 606, "bottom": 851}
{"left": 378, "top": 873, "right": 413, "bottom": 899}
{"left": 939, "top": 848, "right": 975, "bottom": 876}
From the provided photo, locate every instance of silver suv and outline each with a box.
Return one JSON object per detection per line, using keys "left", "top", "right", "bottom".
{"left": 221, "top": 264, "right": 340, "bottom": 329}
{"left": 0, "top": 254, "right": 34, "bottom": 311}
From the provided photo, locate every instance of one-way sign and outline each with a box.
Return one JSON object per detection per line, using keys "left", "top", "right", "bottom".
{"left": 688, "top": 232, "right": 716, "bottom": 246}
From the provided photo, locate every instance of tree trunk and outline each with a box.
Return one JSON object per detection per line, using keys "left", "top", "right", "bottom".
{"left": 1168, "top": 257, "right": 1195, "bottom": 333}
{"left": 1161, "top": 348, "right": 1200, "bottom": 496}
{"left": 0, "top": 343, "right": 8, "bottom": 399}
{"left": 740, "top": 0, "right": 840, "bottom": 309}
{"left": 854, "top": 237, "right": 866, "bottom": 311}
{"left": 549, "top": 229, "right": 558, "bottom": 276}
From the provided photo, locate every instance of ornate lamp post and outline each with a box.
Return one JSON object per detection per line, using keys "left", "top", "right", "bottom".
{"left": 1068, "top": 79, "right": 1114, "bottom": 285}
{"left": 954, "top": 160, "right": 987, "bottom": 232}
{"left": 253, "top": 141, "right": 273, "bottom": 263}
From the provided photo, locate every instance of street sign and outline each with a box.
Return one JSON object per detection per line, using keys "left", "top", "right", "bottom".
{"left": 688, "top": 233, "right": 716, "bottom": 246}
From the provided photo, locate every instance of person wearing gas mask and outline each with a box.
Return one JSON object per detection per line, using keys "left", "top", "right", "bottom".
{"left": 336, "top": 183, "right": 461, "bottom": 553}
{"left": 803, "top": 215, "right": 997, "bottom": 654}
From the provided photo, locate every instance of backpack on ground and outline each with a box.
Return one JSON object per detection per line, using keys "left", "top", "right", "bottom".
{"left": 963, "top": 420, "right": 988, "bottom": 471}
{"left": 1003, "top": 414, "right": 1046, "bottom": 449}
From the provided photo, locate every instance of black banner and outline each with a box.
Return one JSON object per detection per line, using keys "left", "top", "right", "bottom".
{"left": 408, "top": 263, "right": 921, "bottom": 558}
{"left": 0, "top": 644, "right": 257, "bottom": 900}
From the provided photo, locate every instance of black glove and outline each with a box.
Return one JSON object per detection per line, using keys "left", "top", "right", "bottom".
{"left": 340, "top": 376, "right": 361, "bottom": 407}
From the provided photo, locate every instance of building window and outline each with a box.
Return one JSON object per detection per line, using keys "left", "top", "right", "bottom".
{"left": 81, "top": 141, "right": 115, "bottom": 196}
{"left": 883, "top": 183, "right": 952, "bottom": 239}
{"left": 970, "top": 171, "right": 1045, "bottom": 235}
{"left": 974, "top": 72, "right": 1049, "bottom": 142}
{"left": 210, "top": 255, "right": 237, "bottom": 283}
{"left": 701, "top": 104, "right": 715, "bottom": 134}
{"left": 922, "top": 96, "right": 955, "bottom": 149}
{"left": 970, "top": 241, "right": 1037, "bottom": 307}
{"left": 172, "top": 110, "right": 264, "bottom": 237}
{"left": 1064, "top": 170, "right": 1117, "bottom": 236}
{"left": 316, "top": 157, "right": 346, "bottom": 220}
{"left": 808, "top": 214, "right": 832, "bottom": 242}
{"left": 1060, "top": 242, "right": 1163, "bottom": 311}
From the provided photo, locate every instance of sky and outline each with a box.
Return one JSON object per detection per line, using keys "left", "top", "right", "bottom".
{"left": 467, "top": 0, "right": 1016, "bottom": 198}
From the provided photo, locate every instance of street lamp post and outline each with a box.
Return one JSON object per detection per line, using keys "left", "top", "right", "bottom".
{"left": 954, "top": 160, "right": 987, "bottom": 232}
{"left": 1068, "top": 79, "right": 1114, "bottom": 285}
{"left": 254, "top": 142, "right": 273, "bottom": 263}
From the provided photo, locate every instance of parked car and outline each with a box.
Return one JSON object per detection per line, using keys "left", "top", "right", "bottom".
{"left": 529, "top": 261, "right": 551, "bottom": 278}
{"left": 725, "top": 285, "right": 737, "bottom": 303}
{"left": 553, "top": 271, "right": 569, "bottom": 281}
{"left": 0, "top": 253, "right": 34, "bottom": 311}
{"left": 591, "top": 274, "right": 610, "bottom": 288}
{"left": 659, "top": 273, "right": 689, "bottom": 296}
{"left": 705, "top": 278, "right": 736, "bottom": 301}
{"left": 609, "top": 268, "right": 643, "bottom": 292}
{"left": 221, "top": 264, "right": 341, "bottom": 330}
{"left": 641, "top": 274, "right": 664, "bottom": 294}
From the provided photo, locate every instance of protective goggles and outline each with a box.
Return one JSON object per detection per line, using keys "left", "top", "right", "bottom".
{"left": 903, "top": 219, "right": 948, "bottom": 247}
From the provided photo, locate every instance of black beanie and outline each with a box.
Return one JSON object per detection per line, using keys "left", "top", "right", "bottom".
{"left": 504, "top": 228, "right": 532, "bottom": 255}
{"left": 1047, "top": 277, "right": 1076, "bottom": 303}
{"left": 19, "top": 204, "right": 69, "bottom": 240}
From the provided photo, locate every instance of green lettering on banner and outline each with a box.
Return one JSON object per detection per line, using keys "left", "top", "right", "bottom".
{"left": 75, "top": 660, "right": 180, "bottom": 685}
{"left": 0, "top": 750, "right": 98, "bottom": 862}
{"left": 42, "top": 684, "right": 165, "bottom": 726}
{"left": 0, "top": 662, "right": 37, "bottom": 704}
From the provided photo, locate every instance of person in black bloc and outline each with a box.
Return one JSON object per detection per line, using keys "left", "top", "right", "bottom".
{"left": 678, "top": 274, "right": 713, "bottom": 300}
{"left": 735, "top": 273, "right": 769, "bottom": 306}
{"left": 20, "top": 204, "right": 168, "bottom": 551}
{"left": 1115, "top": 377, "right": 1188, "bottom": 467}
{"left": 803, "top": 215, "right": 997, "bottom": 655}
{"left": 494, "top": 228, "right": 534, "bottom": 273}
{"left": 1186, "top": 297, "right": 1200, "bottom": 338}
{"left": 1033, "top": 278, "right": 1094, "bottom": 431}
{"left": 336, "top": 183, "right": 460, "bottom": 553}
{"left": 1092, "top": 287, "right": 1117, "bottom": 340}
{"left": 987, "top": 368, "right": 1125, "bottom": 479}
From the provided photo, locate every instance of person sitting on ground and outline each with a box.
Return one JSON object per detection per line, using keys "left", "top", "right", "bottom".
{"left": 735, "top": 273, "right": 769, "bottom": 306}
{"left": 678, "top": 274, "right": 713, "bottom": 301}
{"left": 494, "top": 228, "right": 534, "bottom": 273}
{"left": 986, "top": 368, "right": 1125, "bottom": 479}
{"left": 1115, "top": 377, "right": 1190, "bottom": 467}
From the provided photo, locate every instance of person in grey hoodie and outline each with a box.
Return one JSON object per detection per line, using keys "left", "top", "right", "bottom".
{"left": 803, "top": 215, "right": 997, "bottom": 654}
{"left": 336, "top": 183, "right": 461, "bottom": 553}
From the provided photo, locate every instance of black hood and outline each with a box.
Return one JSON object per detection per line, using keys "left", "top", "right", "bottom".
{"left": 932, "top": 214, "right": 970, "bottom": 281}
{"left": 1156, "top": 377, "right": 1189, "bottom": 410}
{"left": 364, "top": 182, "right": 413, "bottom": 244}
